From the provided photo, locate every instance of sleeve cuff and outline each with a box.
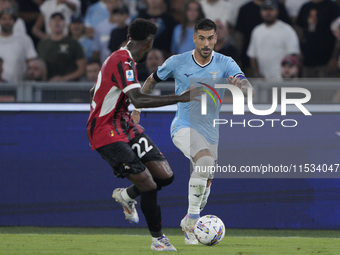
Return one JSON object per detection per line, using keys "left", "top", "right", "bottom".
{"left": 153, "top": 71, "right": 163, "bottom": 82}
{"left": 122, "top": 83, "right": 141, "bottom": 93}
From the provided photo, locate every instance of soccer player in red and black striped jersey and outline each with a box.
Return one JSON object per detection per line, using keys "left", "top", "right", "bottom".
{"left": 86, "top": 19, "right": 201, "bottom": 251}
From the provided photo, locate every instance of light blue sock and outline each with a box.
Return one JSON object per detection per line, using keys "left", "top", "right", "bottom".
{"left": 188, "top": 213, "right": 200, "bottom": 219}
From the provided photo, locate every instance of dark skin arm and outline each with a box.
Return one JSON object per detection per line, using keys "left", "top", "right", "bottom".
{"left": 89, "top": 85, "right": 201, "bottom": 108}
{"left": 125, "top": 86, "right": 201, "bottom": 109}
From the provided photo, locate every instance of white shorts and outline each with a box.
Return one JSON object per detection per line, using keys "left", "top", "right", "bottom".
{"left": 172, "top": 128, "right": 218, "bottom": 163}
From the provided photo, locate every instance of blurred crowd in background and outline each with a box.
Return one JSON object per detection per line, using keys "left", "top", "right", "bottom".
{"left": 0, "top": 0, "right": 340, "bottom": 85}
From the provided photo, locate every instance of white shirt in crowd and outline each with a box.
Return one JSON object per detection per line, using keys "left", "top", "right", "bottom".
{"left": 40, "top": 0, "right": 81, "bottom": 35}
{"left": 0, "top": 34, "right": 37, "bottom": 82}
{"left": 200, "top": 0, "right": 234, "bottom": 26}
{"left": 247, "top": 20, "right": 300, "bottom": 79}
{"left": 284, "top": 0, "right": 309, "bottom": 18}
{"left": 227, "top": 0, "right": 251, "bottom": 25}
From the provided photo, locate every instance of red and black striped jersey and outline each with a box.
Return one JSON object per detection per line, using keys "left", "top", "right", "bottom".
{"left": 87, "top": 48, "right": 144, "bottom": 150}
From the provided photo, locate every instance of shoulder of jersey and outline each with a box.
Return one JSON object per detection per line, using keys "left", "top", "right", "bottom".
{"left": 170, "top": 51, "right": 193, "bottom": 63}
{"left": 214, "top": 51, "right": 233, "bottom": 63}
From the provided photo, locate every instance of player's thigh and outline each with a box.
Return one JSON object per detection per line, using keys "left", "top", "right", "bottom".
{"left": 129, "top": 133, "right": 172, "bottom": 179}
{"left": 96, "top": 142, "right": 146, "bottom": 178}
{"left": 172, "top": 128, "right": 216, "bottom": 161}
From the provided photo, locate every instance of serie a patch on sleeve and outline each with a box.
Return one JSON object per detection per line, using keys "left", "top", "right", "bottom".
{"left": 235, "top": 74, "right": 246, "bottom": 80}
{"left": 126, "top": 70, "right": 134, "bottom": 81}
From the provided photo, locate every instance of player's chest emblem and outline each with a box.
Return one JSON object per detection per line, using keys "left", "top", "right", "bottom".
{"left": 59, "top": 44, "right": 69, "bottom": 54}
{"left": 209, "top": 71, "right": 220, "bottom": 80}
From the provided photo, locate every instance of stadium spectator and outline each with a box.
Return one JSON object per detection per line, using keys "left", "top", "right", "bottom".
{"left": 296, "top": 0, "right": 340, "bottom": 77}
{"left": 200, "top": 0, "right": 233, "bottom": 26}
{"left": 0, "top": 57, "right": 6, "bottom": 82}
{"left": 83, "top": 0, "right": 121, "bottom": 39}
{"left": 0, "top": 8, "right": 37, "bottom": 83}
{"left": 171, "top": 0, "right": 205, "bottom": 54}
{"left": 284, "top": 0, "right": 309, "bottom": 24}
{"left": 331, "top": 17, "right": 340, "bottom": 77}
{"left": 26, "top": 58, "right": 47, "bottom": 81}
{"left": 228, "top": 0, "right": 251, "bottom": 25}
{"left": 247, "top": 0, "right": 300, "bottom": 79}
{"left": 17, "top": 0, "right": 42, "bottom": 45}
{"left": 0, "top": 0, "right": 27, "bottom": 34}
{"left": 235, "top": 0, "right": 290, "bottom": 74}
{"left": 138, "top": 48, "right": 165, "bottom": 81}
{"left": 37, "top": 12, "right": 86, "bottom": 81}
{"left": 214, "top": 19, "right": 239, "bottom": 62}
{"left": 108, "top": 5, "right": 129, "bottom": 53}
{"left": 69, "top": 14, "right": 93, "bottom": 61}
{"left": 332, "top": 16, "right": 340, "bottom": 42}
{"left": 281, "top": 55, "right": 300, "bottom": 79}
{"left": 91, "top": 1, "right": 123, "bottom": 64}
{"left": 84, "top": 60, "right": 100, "bottom": 82}
{"left": 32, "top": 0, "right": 81, "bottom": 40}
{"left": 137, "top": 0, "right": 176, "bottom": 56}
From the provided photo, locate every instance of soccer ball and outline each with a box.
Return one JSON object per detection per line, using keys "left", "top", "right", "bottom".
{"left": 194, "top": 215, "right": 225, "bottom": 246}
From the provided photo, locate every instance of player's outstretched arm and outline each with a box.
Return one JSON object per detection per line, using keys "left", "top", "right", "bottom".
{"left": 227, "top": 75, "right": 254, "bottom": 97}
{"left": 141, "top": 73, "right": 158, "bottom": 94}
{"left": 126, "top": 86, "right": 202, "bottom": 109}
{"left": 131, "top": 73, "right": 160, "bottom": 123}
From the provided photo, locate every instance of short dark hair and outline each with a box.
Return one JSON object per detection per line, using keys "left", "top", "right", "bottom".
{"left": 194, "top": 18, "right": 216, "bottom": 33}
{"left": 128, "top": 18, "right": 158, "bottom": 41}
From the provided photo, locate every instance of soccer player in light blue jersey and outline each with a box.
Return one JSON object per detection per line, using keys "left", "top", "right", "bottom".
{"left": 133, "top": 19, "right": 254, "bottom": 245}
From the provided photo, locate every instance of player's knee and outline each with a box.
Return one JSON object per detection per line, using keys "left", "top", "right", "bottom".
{"left": 132, "top": 171, "right": 157, "bottom": 192}
{"left": 154, "top": 174, "right": 175, "bottom": 190}
{"left": 192, "top": 156, "right": 215, "bottom": 180}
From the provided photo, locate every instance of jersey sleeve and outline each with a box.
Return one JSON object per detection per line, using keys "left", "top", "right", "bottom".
{"left": 226, "top": 57, "right": 245, "bottom": 79}
{"left": 113, "top": 54, "right": 140, "bottom": 93}
{"left": 154, "top": 55, "right": 176, "bottom": 82}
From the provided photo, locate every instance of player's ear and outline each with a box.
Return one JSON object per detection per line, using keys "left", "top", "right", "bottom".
{"left": 193, "top": 33, "right": 197, "bottom": 44}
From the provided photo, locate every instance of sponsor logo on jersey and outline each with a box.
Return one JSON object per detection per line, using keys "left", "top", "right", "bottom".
{"left": 125, "top": 60, "right": 133, "bottom": 67}
{"left": 126, "top": 70, "right": 134, "bottom": 81}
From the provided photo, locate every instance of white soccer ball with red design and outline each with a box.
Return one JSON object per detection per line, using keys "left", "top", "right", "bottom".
{"left": 194, "top": 215, "right": 225, "bottom": 246}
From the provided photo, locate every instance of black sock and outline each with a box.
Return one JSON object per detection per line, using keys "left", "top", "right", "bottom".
{"left": 126, "top": 185, "right": 140, "bottom": 199}
{"left": 140, "top": 189, "right": 162, "bottom": 238}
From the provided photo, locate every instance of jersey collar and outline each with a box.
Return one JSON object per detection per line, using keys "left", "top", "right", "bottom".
{"left": 120, "top": 46, "right": 133, "bottom": 60}
{"left": 192, "top": 50, "right": 214, "bottom": 68}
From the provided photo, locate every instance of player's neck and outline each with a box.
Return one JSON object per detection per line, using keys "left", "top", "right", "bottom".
{"left": 193, "top": 49, "right": 213, "bottom": 66}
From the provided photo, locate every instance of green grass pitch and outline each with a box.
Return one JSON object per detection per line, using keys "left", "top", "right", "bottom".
{"left": 1, "top": 227, "right": 340, "bottom": 255}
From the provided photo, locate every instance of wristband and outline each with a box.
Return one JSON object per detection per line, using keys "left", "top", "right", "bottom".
{"left": 133, "top": 108, "right": 142, "bottom": 112}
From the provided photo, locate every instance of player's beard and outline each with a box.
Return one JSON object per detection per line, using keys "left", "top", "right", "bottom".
{"left": 199, "top": 47, "right": 212, "bottom": 59}
{"left": 137, "top": 54, "right": 147, "bottom": 64}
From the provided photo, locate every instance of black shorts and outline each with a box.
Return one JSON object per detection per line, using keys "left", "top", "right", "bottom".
{"left": 96, "top": 132, "right": 166, "bottom": 178}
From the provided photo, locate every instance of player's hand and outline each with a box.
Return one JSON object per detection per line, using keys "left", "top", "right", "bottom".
{"left": 131, "top": 110, "right": 141, "bottom": 124}
{"left": 227, "top": 75, "right": 242, "bottom": 89}
{"left": 178, "top": 85, "right": 204, "bottom": 102}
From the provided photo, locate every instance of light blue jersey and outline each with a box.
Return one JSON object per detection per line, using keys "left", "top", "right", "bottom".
{"left": 155, "top": 50, "right": 244, "bottom": 144}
